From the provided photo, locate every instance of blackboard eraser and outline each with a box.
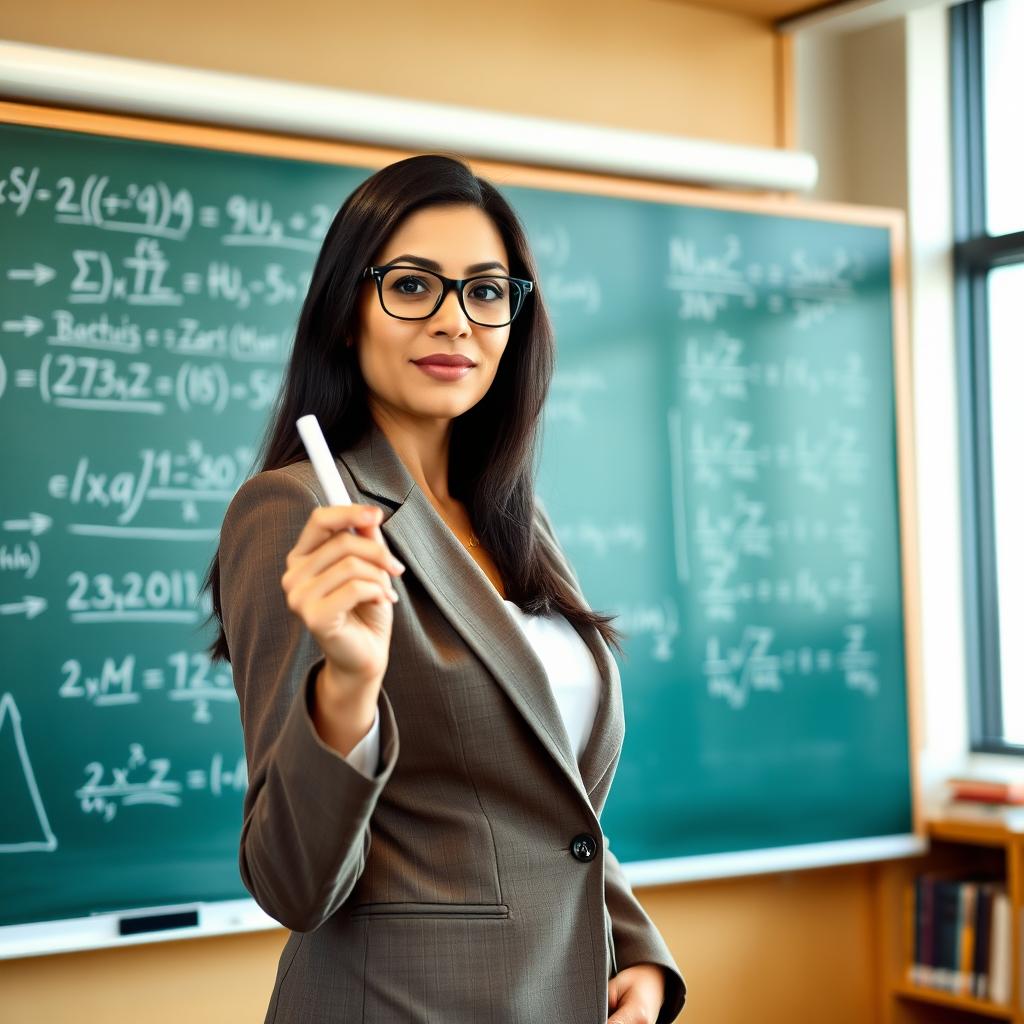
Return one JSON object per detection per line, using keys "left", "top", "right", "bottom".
{"left": 117, "top": 908, "right": 200, "bottom": 936}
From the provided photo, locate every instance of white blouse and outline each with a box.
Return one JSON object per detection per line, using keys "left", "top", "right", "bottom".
{"left": 339, "top": 600, "right": 602, "bottom": 778}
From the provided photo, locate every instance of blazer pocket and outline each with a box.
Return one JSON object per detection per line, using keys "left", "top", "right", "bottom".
{"left": 350, "top": 901, "right": 510, "bottom": 920}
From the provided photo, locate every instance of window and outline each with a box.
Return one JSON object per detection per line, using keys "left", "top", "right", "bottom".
{"left": 952, "top": 0, "right": 1024, "bottom": 752}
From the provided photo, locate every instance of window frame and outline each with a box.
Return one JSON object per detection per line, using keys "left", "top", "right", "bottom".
{"left": 951, "top": 0, "right": 1024, "bottom": 755}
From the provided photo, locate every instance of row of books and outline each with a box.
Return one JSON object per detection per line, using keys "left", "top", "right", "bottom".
{"left": 905, "top": 873, "right": 1012, "bottom": 1004}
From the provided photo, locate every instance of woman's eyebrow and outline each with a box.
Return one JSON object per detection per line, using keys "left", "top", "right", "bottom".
{"left": 383, "top": 253, "right": 509, "bottom": 274}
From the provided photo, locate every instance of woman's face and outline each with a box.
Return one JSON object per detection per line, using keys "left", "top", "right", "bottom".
{"left": 353, "top": 203, "right": 513, "bottom": 427}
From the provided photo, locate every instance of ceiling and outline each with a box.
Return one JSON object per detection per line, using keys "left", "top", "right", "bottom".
{"left": 682, "top": 0, "right": 864, "bottom": 23}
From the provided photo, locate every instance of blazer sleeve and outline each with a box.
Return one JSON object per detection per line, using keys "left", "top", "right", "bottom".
{"left": 219, "top": 469, "right": 400, "bottom": 933}
{"left": 605, "top": 842, "right": 687, "bottom": 1022}
{"left": 534, "top": 498, "right": 686, "bottom": 1022}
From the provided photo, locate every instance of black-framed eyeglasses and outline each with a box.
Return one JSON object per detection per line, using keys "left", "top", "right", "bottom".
{"left": 362, "top": 265, "right": 534, "bottom": 328}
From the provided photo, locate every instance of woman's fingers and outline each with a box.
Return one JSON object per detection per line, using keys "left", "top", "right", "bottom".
{"left": 286, "top": 528, "right": 404, "bottom": 585}
{"left": 277, "top": 504, "right": 399, "bottom": 684}
{"left": 608, "top": 976, "right": 620, "bottom": 1011}
{"left": 606, "top": 965, "right": 663, "bottom": 1024}
{"left": 282, "top": 501, "right": 405, "bottom": 679}
{"left": 292, "top": 554, "right": 397, "bottom": 607}
{"left": 303, "top": 579, "right": 395, "bottom": 636}
{"left": 281, "top": 502, "right": 405, "bottom": 619}
{"left": 287, "top": 504, "right": 382, "bottom": 563}
{"left": 285, "top": 555, "right": 394, "bottom": 617}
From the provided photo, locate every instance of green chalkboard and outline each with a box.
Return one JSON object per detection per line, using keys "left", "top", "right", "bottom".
{"left": 0, "top": 116, "right": 915, "bottom": 945}
{"left": 515, "top": 191, "right": 915, "bottom": 869}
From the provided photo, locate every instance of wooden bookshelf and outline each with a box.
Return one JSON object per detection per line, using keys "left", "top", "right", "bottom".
{"left": 874, "top": 814, "right": 1024, "bottom": 1024}
{"left": 892, "top": 981, "right": 1015, "bottom": 1020}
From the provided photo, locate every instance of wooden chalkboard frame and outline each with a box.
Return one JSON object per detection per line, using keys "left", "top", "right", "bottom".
{"left": 0, "top": 99, "right": 923, "bottom": 958}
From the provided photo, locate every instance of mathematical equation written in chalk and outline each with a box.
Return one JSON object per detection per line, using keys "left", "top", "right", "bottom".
{"left": 0, "top": 150, "right": 326, "bottom": 868}
{"left": 664, "top": 233, "right": 867, "bottom": 328}
{"left": 530, "top": 221, "right": 869, "bottom": 329}
{"left": 76, "top": 744, "right": 247, "bottom": 824}
{"left": 545, "top": 276, "right": 893, "bottom": 712}
{"left": 58, "top": 651, "right": 235, "bottom": 725}
{"left": 1, "top": 166, "right": 333, "bottom": 250}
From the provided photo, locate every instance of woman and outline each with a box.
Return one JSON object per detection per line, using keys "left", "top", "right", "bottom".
{"left": 204, "top": 153, "right": 686, "bottom": 1024}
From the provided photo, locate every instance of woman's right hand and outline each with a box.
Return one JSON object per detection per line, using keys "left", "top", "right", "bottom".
{"left": 281, "top": 503, "right": 406, "bottom": 699}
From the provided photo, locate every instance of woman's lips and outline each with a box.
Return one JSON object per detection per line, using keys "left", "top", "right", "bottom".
{"left": 413, "top": 362, "right": 473, "bottom": 381}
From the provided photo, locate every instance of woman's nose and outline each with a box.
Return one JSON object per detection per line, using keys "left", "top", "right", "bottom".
{"left": 429, "top": 288, "right": 471, "bottom": 336}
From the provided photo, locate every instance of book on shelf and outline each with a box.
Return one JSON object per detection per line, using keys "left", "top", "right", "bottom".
{"left": 947, "top": 766, "right": 1024, "bottom": 805}
{"left": 905, "top": 872, "right": 1011, "bottom": 1004}
{"left": 936, "top": 798, "right": 1024, "bottom": 829}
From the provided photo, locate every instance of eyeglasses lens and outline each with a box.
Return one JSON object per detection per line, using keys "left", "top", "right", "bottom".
{"left": 379, "top": 268, "right": 521, "bottom": 326}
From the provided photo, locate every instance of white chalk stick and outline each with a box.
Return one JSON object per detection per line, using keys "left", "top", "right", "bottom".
{"left": 296, "top": 414, "right": 353, "bottom": 508}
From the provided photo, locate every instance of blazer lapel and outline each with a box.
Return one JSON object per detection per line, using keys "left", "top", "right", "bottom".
{"left": 337, "top": 420, "right": 622, "bottom": 813}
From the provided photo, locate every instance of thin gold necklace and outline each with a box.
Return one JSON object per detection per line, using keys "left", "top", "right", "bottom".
{"left": 435, "top": 502, "right": 480, "bottom": 548}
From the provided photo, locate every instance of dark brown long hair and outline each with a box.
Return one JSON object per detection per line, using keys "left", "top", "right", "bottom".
{"left": 200, "top": 152, "right": 625, "bottom": 663}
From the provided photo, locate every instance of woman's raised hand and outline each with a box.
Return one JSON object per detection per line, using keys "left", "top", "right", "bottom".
{"left": 281, "top": 504, "right": 406, "bottom": 698}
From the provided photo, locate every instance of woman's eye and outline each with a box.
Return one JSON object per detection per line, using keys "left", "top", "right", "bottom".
{"left": 469, "top": 280, "right": 506, "bottom": 302}
{"left": 393, "top": 275, "right": 428, "bottom": 294}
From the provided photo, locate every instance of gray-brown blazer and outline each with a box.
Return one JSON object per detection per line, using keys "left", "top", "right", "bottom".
{"left": 218, "top": 417, "right": 686, "bottom": 1024}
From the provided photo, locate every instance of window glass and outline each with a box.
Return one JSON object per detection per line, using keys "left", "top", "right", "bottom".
{"left": 988, "top": 262, "right": 1024, "bottom": 742}
{"left": 984, "top": 0, "right": 1024, "bottom": 236}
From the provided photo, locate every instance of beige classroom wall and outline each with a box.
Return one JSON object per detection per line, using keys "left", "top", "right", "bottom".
{"left": 1, "top": 0, "right": 777, "bottom": 146}
{"left": 0, "top": 2, "right": 882, "bottom": 1022}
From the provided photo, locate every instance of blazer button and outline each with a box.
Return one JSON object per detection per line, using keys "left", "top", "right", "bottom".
{"left": 570, "top": 833, "right": 598, "bottom": 862}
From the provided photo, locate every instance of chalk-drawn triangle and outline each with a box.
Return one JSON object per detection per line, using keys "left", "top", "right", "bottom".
{"left": 0, "top": 692, "right": 57, "bottom": 852}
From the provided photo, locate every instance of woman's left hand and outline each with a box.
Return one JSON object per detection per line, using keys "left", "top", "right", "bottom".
{"left": 607, "top": 962, "right": 666, "bottom": 1023}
